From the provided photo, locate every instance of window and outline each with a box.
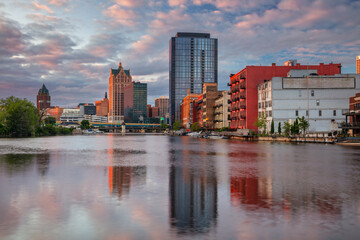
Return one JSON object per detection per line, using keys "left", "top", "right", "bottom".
{"left": 333, "top": 110, "right": 336, "bottom": 116}
{"left": 306, "top": 110, "right": 309, "bottom": 116}
{"left": 295, "top": 110, "right": 298, "bottom": 116}
{"left": 299, "top": 90, "right": 302, "bottom": 97}
{"left": 311, "top": 90, "right": 314, "bottom": 97}
{"left": 316, "top": 99, "right": 320, "bottom": 106}
{"left": 319, "top": 110, "right": 322, "bottom": 116}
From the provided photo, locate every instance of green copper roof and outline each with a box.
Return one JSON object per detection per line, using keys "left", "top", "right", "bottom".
{"left": 38, "top": 84, "right": 49, "bottom": 95}
{"left": 111, "top": 63, "right": 131, "bottom": 77}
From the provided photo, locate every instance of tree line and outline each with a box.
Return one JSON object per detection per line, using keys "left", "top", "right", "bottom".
{"left": 0, "top": 96, "right": 74, "bottom": 137}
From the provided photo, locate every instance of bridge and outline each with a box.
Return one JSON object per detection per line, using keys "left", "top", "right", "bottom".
{"left": 91, "top": 122, "right": 162, "bottom": 132}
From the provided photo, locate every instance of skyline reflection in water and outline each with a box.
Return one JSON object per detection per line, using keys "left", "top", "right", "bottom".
{"left": 0, "top": 135, "right": 360, "bottom": 239}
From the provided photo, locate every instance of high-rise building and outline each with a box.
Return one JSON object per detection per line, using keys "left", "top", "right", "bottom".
{"left": 155, "top": 96, "right": 169, "bottom": 120}
{"left": 78, "top": 103, "right": 96, "bottom": 115}
{"left": 229, "top": 61, "right": 342, "bottom": 130}
{"left": 169, "top": 32, "right": 218, "bottom": 125}
{"left": 357, "top": 56, "right": 360, "bottom": 74}
{"left": 95, "top": 92, "right": 109, "bottom": 117}
{"left": 124, "top": 81, "right": 147, "bottom": 123}
{"left": 108, "top": 63, "right": 132, "bottom": 123}
{"left": 37, "top": 84, "right": 51, "bottom": 111}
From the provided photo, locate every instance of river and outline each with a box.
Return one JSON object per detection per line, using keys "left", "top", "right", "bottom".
{"left": 0, "top": 135, "right": 360, "bottom": 239}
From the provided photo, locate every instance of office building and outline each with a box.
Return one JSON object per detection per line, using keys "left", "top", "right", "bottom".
{"left": 124, "top": 82, "right": 147, "bottom": 123}
{"left": 257, "top": 72, "right": 360, "bottom": 133}
{"left": 45, "top": 107, "right": 63, "bottom": 121}
{"left": 37, "top": 84, "right": 51, "bottom": 111}
{"left": 95, "top": 92, "right": 109, "bottom": 116}
{"left": 357, "top": 56, "right": 360, "bottom": 74}
{"left": 155, "top": 96, "right": 169, "bottom": 120}
{"left": 108, "top": 63, "right": 132, "bottom": 123}
{"left": 229, "top": 61, "right": 342, "bottom": 130}
{"left": 169, "top": 32, "right": 218, "bottom": 125}
{"left": 78, "top": 103, "right": 96, "bottom": 115}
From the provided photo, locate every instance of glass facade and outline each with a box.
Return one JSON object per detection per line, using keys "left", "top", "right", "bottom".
{"left": 169, "top": 32, "right": 218, "bottom": 125}
{"left": 133, "top": 82, "right": 147, "bottom": 122}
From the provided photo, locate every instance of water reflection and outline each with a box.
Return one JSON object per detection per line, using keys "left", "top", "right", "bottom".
{"left": 169, "top": 138, "right": 217, "bottom": 234}
{"left": 107, "top": 148, "right": 147, "bottom": 200}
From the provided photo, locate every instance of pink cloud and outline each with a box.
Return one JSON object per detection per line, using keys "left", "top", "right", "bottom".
{"left": 46, "top": 0, "right": 69, "bottom": 6}
{"left": 131, "top": 35, "right": 156, "bottom": 53}
{"left": 32, "top": 1, "right": 54, "bottom": 14}
{"left": 114, "top": 0, "right": 144, "bottom": 8}
{"left": 103, "top": 5, "right": 137, "bottom": 26}
{"left": 168, "top": 0, "right": 187, "bottom": 7}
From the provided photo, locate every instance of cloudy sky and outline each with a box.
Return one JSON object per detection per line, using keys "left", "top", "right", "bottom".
{"left": 1, "top": 0, "right": 359, "bottom": 107}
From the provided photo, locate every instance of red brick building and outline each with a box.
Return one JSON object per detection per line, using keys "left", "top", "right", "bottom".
{"left": 95, "top": 92, "right": 109, "bottom": 116}
{"left": 229, "top": 62, "right": 342, "bottom": 130}
{"left": 37, "top": 84, "right": 51, "bottom": 111}
{"left": 343, "top": 93, "right": 360, "bottom": 136}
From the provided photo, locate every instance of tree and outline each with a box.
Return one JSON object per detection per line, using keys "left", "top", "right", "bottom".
{"left": 298, "top": 116, "right": 309, "bottom": 135}
{"left": 173, "top": 120, "right": 181, "bottom": 131}
{"left": 44, "top": 116, "right": 56, "bottom": 125}
{"left": 270, "top": 120, "right": 275, "bottom": 134}
{"left": 283, "top": 121, "right": 291, "bottom": 137}
{"left": 190, "top": 122, "right": 200, "bottom": 132}
{"left": 278, "top": 122, "right": 281, "bottom": 134}
{"left": 80, "top": 120, "right": 90, "bottom": 129}
{"left": 255, "top": 113, "right": 267, "bottom": 133}
{"left": 293, "top": 118, "right": 300, "bottom": 135}
{"left": 0, "top": 96, "right": 39, "bottom": 137}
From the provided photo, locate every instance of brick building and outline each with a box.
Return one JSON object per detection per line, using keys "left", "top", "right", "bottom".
{"left": 229, "top": 61, "right": 341, "bottom": 130}
{"left": 37, "top": 84, "right": 51, "bottom": 111}
{"left": 95, "top": 92, "right": 109, "bottom": 116}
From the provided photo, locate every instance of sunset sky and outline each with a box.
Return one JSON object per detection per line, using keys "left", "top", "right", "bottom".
{"left": 1, "top": 0, "right": 359, "bottom": 106}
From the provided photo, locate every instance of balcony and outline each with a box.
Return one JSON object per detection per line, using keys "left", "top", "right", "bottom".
{"left": 340, "top": 122, "right": 360, "bottom": 129}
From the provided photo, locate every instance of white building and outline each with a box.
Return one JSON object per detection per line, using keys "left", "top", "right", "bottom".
{"left": 85, "top": 115, "right": 108, "bottom": 123}
{"left": 258, "top": 71, "right": 360, "bottom": 133}
{"left": 214, "top": 91, "right": 230, "bottom": 129}
{"left": 60, "top": 108, "right": 84, "bottom": 122}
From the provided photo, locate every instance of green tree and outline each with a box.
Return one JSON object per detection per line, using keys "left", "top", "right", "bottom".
{"left": 255, "top": 113, "right": 267, "bottom": 133}
{"left": 173, "top": 120, "right": 181, "bottom": 130}
{"left": 278, "top": 122, "right": 281, "bottom": 134}
{"left": 80, "top": 120, "right": 90, "bottom": 130}
{"left": 283, "top": 121, "right": 291, "bottom": 137}
{"left": 293, "top": 118, "right": 300, "bottom": 135}
{"left": 190, "top": 122, "right": 200, "bottom": 132}
{"left": 298, "top": 116, "right": 310, "bottom": 135}
{"left": 270, "top": 120, "right": 275, "bottom": 134}
{"left": 44, "top": 116, "right": 56, "bottom": 125}
{"left": 0, "top": 96, "right": 39, "bottom": 137}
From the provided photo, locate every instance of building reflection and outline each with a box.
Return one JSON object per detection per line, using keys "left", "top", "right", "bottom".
{"left": 229, "top": 149, "right": 343, "bottom": 218}
{"left": 169, "top": 146, "right": 218, "bottom": 234}
{"left": 107, "top": 148, "right": 147, "bottom": 200}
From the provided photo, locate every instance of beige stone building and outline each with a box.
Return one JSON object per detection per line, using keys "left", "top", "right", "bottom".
{"left": 108, "top": 63, "right": 132, "bottom": 123}
{"left": 214, "top": 91, "right": 230, "bottom": 129}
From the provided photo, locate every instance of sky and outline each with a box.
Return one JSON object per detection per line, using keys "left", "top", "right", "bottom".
{"left": 0, "top": 0, "right": 359, "bottom": 107}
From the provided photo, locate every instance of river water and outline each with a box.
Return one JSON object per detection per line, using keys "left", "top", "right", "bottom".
{"left": 0, "top": 135, "right": 360, "bottom": 240}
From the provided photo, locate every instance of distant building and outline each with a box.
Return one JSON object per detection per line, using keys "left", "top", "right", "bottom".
{"left": 258, "top": 72, "right": 360, "bottom": 133}
{"left": 214, "top": 91, "right": 230, "bottom": 129}
{"left": 169, "top": 32, "right": 218, "bottom": 126}
{"left": 85, "top": 115, "right": 108, "bottom": 123}
{"left": 201, "top": 83, "right": 219, "bottom": 129}
{"left": 78, "top": 103, "right": 96, "bottom": 115}
{"left": 357, "top": 56, "right": 360, "bottom": 74}
{"left": 181, "top": 91, "right": 202, "bottom": 128}
{"left": 108, "top": 63, "right": 132, "bottom": 123}
{"left": 229, "top": 61, "right": 342, "bottom": 130}
{"left": 60, "top": 108, "right": 84, "bottom": 122}
{"left": 37, "top": 84, "right": 51, "bottom": 111}
{"left": 124, "top": 82, "right": 147, "bottom": 123}
{"left": 342, "top": 92, "right": 360, "bottom": 136}
{"left": 155, "top": 96, "right": 169, "bottom": 120}
{"left": 95, "top": 92, "right": 109, "bottom": 116}
{"left": 45, "top": 106, "right": 63, "bottom": 121}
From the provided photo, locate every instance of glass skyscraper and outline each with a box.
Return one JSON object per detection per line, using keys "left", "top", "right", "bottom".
{"left": 169, "top": 32, "right": 218, "bottom": 125}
